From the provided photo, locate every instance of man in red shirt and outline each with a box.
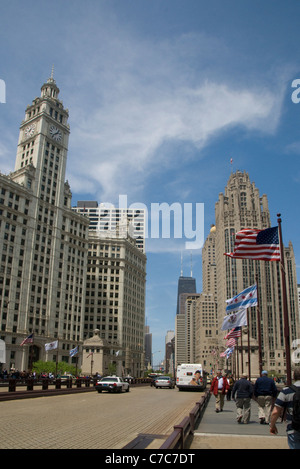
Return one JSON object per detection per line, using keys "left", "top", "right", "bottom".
{"left": 210, "top": 371, "right": 229, "bottom": 413}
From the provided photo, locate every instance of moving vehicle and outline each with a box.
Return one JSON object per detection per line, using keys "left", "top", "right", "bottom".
{"left": 154, "top": 376, "right": 175, "bottom": 389}
{"left": 95, "top": 376, "right": 130, "bottom": 393}
{"left": 176, "top": 364, "right": 207, "bottom": 391}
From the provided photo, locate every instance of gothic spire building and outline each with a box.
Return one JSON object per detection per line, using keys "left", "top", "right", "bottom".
{"left": 195, "top": 170, "right": 299, "bottom": 376}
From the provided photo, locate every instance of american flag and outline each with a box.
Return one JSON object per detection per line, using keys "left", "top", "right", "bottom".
{"left": 20, "top": 333, "right": 34, "bottom": 346}
{"left": 224, "top": 327, "right": 242, "bottom": 340}
{"left": 226, "top": 338, "right": 237, "bottom": 348}
{"left": 225, "top": 226, "right": 280, "bottom": 261}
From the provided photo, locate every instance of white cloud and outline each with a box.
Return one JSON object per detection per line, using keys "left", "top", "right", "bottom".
{"left": 67, "top": 80, "right": 281, "bottom": 202}
{"left": 58, "top": 26, "right": 287, "bottom": 202}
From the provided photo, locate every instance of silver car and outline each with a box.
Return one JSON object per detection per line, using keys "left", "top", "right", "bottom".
{"left": 154, "top": 376, "right": 175, "bottom": 389}
{"left": 95, "top": 376, "right": 130, "bottom": 393}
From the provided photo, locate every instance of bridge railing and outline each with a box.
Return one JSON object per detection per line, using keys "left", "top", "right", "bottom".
{"left": 159, "top": 390, "right": 210, "bottom": 450}
{"left": 0, "top": 376, "right": 153, "bottom": 394}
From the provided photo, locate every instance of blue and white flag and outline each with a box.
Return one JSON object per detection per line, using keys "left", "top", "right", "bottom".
{"left": 226, "top": 284, "right": 257, "bottom": 314}
{"left": 221, "top": 309, "right": 248, "bottom": 331}
{"left": 69, "top": 346, "right": 78, "bottom": 357}
{"left": 220, "top": 346, "right": 235, "bottom": 358}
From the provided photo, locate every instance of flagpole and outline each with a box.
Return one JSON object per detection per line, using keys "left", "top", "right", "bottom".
{"left": 236, "top": 337, "right": 239, "bottom": 379}
{"left": 277, "top": 214, "right": 292, "bottom": 386}
{"left": 56, "top": 339, "right": 59, "bottom": 376}
{"left": 255, "top": 274, "right": 263, "bottom": 376}
{"left": 247, "top": 311, "right": 251, "bottom": 381}
{"left": 240, "top": 327, "right": 244, "bottom": 375}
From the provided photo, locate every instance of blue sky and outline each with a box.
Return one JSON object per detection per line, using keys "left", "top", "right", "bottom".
{"left": 1, "top": 0, "right": 300, "bottom": 367}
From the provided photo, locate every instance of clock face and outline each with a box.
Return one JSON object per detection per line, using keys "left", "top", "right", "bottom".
{"left": 24, "top": 124, "right": 36, "bottom": 138}
{"left": 49, "top": 125, "right": 62, "bottom": 142}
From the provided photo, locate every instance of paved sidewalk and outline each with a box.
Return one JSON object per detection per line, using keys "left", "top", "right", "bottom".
{"left": 190, "top": 395, "right": 289, "bottom": 449}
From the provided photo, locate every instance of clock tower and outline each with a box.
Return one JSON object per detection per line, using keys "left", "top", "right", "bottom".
{"left": 14, "top": 70, "right": 70, "bottom": 208}
{"left": 1, "top": 73, "right": 89, "bottom": 370}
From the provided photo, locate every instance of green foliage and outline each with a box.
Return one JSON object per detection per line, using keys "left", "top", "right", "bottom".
{"left": 32, "top": 360, "right": 79, "bottom": 376}
{"left": 108, "top": 362, "right": 117, "bottom": 375}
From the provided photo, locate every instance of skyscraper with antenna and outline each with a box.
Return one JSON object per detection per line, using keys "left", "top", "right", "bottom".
{"left": 176, "top": 252, "right": 197, "bottom": 315}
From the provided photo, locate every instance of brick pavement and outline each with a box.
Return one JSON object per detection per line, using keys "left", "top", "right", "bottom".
{"left": 0, "top": 386, "right": 203, "bottom": 449}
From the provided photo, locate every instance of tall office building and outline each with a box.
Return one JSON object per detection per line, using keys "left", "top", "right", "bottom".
{"left": 0, "top": 74, "right": 89, "bottom": 371}
{"left": 73, "top": 200, "right": 147, "bottom": 376}
{"left": 73, "top": 201, "right": 146, "bottom": 253}
{"left": 194, "top": 226, "right": 219, "bottom": 370}
{"left": 84, "top": 230, "right": 146, "bottom": 376}
{"left": 195, "top": 170, "right": 299, "bottom": 376}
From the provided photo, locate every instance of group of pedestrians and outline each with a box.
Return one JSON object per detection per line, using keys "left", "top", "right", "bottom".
{"left": 210, "top": 370, "right": 277, "bottom": 423}
{"left": 210, "top": 367, "right": 300, "bottom": 449}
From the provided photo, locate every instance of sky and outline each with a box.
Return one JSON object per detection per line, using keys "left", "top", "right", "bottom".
{"left": 1, "top": 0, "right": 300, "bottom": 368}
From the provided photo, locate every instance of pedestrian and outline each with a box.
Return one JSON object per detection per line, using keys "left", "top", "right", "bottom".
{"left": 269, "top": 367, "right": 300, "bottom": 449}
{"left": 210, "top": 371, "right": 229, "bottom": 413}
{"left": 232, "top": 372, "right": 253, "bottom": 424}
{"left": 254, "top": 370, "right": 278, "bottom": 424}
{"left": 226, "top": 373, "right": 235, "bottom": 401}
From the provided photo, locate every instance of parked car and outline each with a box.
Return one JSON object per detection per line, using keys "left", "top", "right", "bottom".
{"left": 95, "top": 376, "right": 130, "bottom": 393}
{"left": 154, "top": 376, "right": 175, "bottom": 389}
{"left": 123, "top": 376, "right": 135, "bottom": 384}
{"left": 58, "top": 374, "right": 76, "bottom": 384}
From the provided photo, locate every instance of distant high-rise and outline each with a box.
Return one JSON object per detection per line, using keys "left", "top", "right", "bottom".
{"left": 176, "top": 276, "right": 197, "bottom": 315}
{"left": 175, "top": 268, "right": 197, "bottom": 365}
{"left": 144, "top": 325, "right": 152, "bottom": 369}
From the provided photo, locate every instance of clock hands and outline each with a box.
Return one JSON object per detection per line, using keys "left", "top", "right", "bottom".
{"left": 50, "top": 126, "right": 62, "bottom": 141}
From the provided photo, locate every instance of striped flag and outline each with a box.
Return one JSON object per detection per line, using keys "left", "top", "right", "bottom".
{"left": 224, "top": 327, "right": 242, "bottom": 340}
{"left": 225, "top": 226, "right": 280, "bottom": 261}
{"left": 226, "top": 338, "right": 237, "bottom": 348}
{"left": 220, "top": 346, "right": 235, "bottom": 358}
{"left": 226, "top": 284, "right": 257, "bottom": 313}
{"left": 69, "top": 346, "right": 78, "bottom": 357}
{"left": 20, "top": 333, "right": 34, "bottom": 346}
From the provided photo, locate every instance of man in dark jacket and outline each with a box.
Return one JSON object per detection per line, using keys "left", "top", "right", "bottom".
{"left": 254, "top": 370, "right": 278, "bottom": 424}
{"left": 232, "top": 372, "right": 253, "bottom": 424}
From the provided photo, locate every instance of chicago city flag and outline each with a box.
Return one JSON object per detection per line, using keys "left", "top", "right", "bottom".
{"left": 226, "top": 284, "right": 257, "bottom": 314}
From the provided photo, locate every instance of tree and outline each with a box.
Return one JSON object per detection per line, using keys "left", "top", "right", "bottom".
{"left": 32, "top": 360, "right": 79, "bottom": 376}
{"left": 108, "top": 362, "right": 117, "bottom": 375}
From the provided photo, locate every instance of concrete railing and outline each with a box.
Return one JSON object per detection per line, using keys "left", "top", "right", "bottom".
{"left": 0, "top": 376, "right": 153, "bottom": 400}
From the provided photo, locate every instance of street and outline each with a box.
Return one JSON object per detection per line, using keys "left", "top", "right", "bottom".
{"left": 0, "top": 386, "right": 204, "bottom": 449}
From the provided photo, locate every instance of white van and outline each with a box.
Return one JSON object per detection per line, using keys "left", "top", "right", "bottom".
{"left": 176, "top": 363, "right": 207, "bottom": 391}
